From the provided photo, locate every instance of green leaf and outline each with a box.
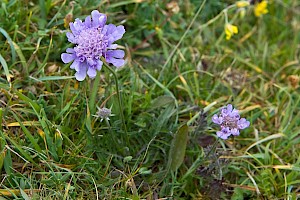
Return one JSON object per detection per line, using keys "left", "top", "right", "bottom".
{"left": 168, "top": 124, "right": 189, "bottom": 171}
{"left": 150, "top": 95, "right": 175, "bottom": 110}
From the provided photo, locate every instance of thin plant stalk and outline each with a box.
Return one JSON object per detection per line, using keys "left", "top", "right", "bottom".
{"left": 105, "top": 118, "right": 113, "bottom": 135}
{"left": 103, "top": 62, "right": 129, "bottom": 144}
{"left": 104, "top": 118, "right": 115, "bottom": 147}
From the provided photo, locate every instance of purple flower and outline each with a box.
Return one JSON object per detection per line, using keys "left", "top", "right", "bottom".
{"left": 216, "top": 127, "right": 231, "bottom": 140}
{"left": 212, "top": 104, "right": 250, "bottom": 140}
{"left": 61, "top": 10, "right": 126, "bottom": 81}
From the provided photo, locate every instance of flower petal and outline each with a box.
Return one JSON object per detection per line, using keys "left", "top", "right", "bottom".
{"left": 106, "top": 57, "right": 125, "bottom": 67}
{"left": 70, "top": 19, "right": 84, "bottom": 35}
{"left": 66, "top": 48, "right": 75, "bottom": 53}
{"left": 237, "top": 118, "right": 250, "bottom": 129}
{"left": 108, "top": 44, "right": 118, "bottom": 49}
{"left": 84, "top": 16, "right": 92, "bottom": 28}
{"left": 69, "top": 22, "right": 76, "bottom": 34}
{"left": 107, "top": 50, "right": 125, "bottom": 58}
{"left": 95, "top": 60, "right": 103, "bottom": 71}
{"left": 105, "top": 50, "right": 125, "bottom": 67}
{"left": 103, "top": 24, "right": 115, "bottom": 35}
{"left": 226, "top": 104, "right": 233, "bottom": 112}
{"left": 70, "top": 59, "right": 80, "bottom": 70}
{"left": 61, "top": 53, "right": 75, "bottom": 63}
{"left": 87, "top": 58, "right": 96, "bottom": 66}
{"left": 232, "top": 25, "right": 238, "bottom": 34}
{"left": 230, "top": 109, "right": 240, "bottom": 119}
{"left": 104, "top": 24, "right": 125, "bottom": 43}
{"left": 217, "top": 127, "right": 231, "bottom": 140}
{"left": 73, "top": 19, "right": 84, "bottom": 31}
{"left": 66, "top": 32, "right": 75, "bottom": 43}
{"left": 212, "top": 114, "right": 222, "bottom": 124}
{"left": 221, "top": 104, "right": 233, "bottom": 116}
{"left": 112, "top": 25, "right": 126, "bottom": 41}
{"left": 231, "top": 128, "right": 240, "bottom": 136}
{"left": 74, "top": 64, "right": 87, "bottom": 81}
{"left": 217, "top": 131, "right": 230, "bottom": 140}
{"left": 87, "top": 67, "right": 97, "bottom": 78}
{"left": 91, "top": 10, "right": 107, "bottom": 27}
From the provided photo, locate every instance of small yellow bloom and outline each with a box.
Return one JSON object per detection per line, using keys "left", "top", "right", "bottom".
{"left": 236, "top": 1, "right": 250, "bottom": 8}
{"left": 254, "top": 1, "right": 268, "bottom": 17}
{"left": 225, "top": 24, "right": 238, "bottom": 40}
{"left": 37, "top": 128, "right": 45, "bottom": 139}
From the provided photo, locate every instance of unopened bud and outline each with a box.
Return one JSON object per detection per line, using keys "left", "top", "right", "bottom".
{"left": 236, "top": 1, "right": 250, "bottom": 8}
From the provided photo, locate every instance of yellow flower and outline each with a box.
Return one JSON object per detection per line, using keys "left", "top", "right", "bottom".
{"left": 236, "top": 1, "right": 250, "bottom": 8}
{"left": 225, "top": 24, "right": 238, "bottom": 40}
{"left": 254, "top": 1, "right": 268, "bottom": 17}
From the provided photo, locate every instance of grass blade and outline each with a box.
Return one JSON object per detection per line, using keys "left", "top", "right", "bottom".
{"left": 0, "top": 53, "right": 11, "bottom": 86}
{"left": 245, "top": 133, "right": 285, "bottom": 152}
{"left": 10, "top": 111, "right": 42, "bottom": 153}
{"left": 0, "top": 27, "right": 16, "bottom": 62}
{"left": 14, "top": 90, "right": 41, "bottom": 113}
{"left": 12, "top": 42, "right": 28, "bottom": 77}
{"left": 36, "top": 76, "right": 74, "bottom": 81}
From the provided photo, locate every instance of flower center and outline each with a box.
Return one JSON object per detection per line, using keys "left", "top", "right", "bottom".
{"left": 73, "top": 27, "right": 108, "bottom": 62}
{"left": 222, "top": 116, "right": 238, "bottom": 129}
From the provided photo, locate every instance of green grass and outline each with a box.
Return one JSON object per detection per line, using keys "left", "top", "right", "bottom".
{"left": 1, "top": 0, "right": 300, "bottom": 199}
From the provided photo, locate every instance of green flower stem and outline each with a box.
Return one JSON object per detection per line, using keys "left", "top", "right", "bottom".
{"left": 89, "top": 70, "right": 101, "bottom": 115}
{"left": 103, "top": 62, "right": 129, "bottom": 144}
{"left": 104, "top": 118, "right": 115, "bottom": 144}
{"left": 105, "top": 118, "right": 112, "bottom": 133}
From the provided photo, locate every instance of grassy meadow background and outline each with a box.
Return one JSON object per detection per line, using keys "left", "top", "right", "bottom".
{"left": 0, "top": 0, "right": 300, "bottom": 199}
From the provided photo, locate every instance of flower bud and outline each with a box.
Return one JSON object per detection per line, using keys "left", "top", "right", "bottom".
{"left": 236, "top": 1, "right": 250, "bottom": 8}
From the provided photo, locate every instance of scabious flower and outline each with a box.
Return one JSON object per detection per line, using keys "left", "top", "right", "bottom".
{"left": 254, "top": 1, "right": 268, "bottom": 17}
{"left": 212, "top": 104, "right": 250, "bottom": 140}
{"left": 61, "top": 10, "right": 125, "bottom": 81}
{"left": 224, "top": 23, "right": 238, "bottom": 40}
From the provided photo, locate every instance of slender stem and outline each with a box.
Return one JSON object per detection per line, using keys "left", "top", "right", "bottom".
{"left": 89, "top": 70, "right": 101, "bottom": 114}
{"left": 104, "top": 118, "right": 115, "bottom": 147}
{"left": 103, "top": 62, "right": 129, "bottom": 144}
{"left": 104, "top": 118, "right": 113, "bottom": 134}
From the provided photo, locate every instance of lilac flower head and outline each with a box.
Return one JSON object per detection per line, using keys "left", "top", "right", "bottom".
{"left": 61, "top": 10, "right": 126, "bottom": 81}
{"left": 212, "top": 104, "right": 250, "bottom": 140}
